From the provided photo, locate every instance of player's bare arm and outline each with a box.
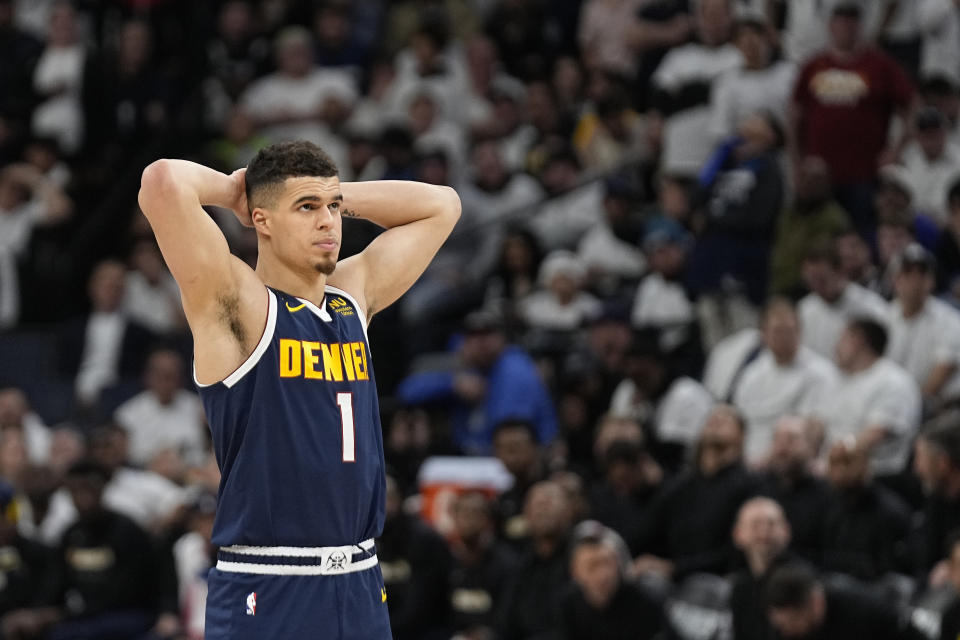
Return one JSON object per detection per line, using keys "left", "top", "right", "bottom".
{"left": 137, "top": 160, "right": 266, "bottom": 383}
{"left": 328, "top": 180, "right": 461, "bottom": 320}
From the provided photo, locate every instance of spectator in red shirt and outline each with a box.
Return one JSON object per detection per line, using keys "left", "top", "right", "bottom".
{"left": 791, "top": 2, "right": 913, "bottom": 237}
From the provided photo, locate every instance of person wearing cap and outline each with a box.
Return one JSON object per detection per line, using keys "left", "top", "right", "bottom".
{"left": 811, "top": 318, "right": 920, "bottom": 477}
{"left": 631, "top": 220, "right": 695, "bottom": 346}
{"left": 396, "top": 311, "right": 557, "bottom": 455}
{"left": 791, "top": 0, "right": 914, "bottom": 236}
{"left": 899, "top": 106, "right": 960, "bottom": 225}
{"left": 886, "top": 243, "right": 960, "bottom": 404}
{"left": 519, "top": 250, "right": 602, "bottom": 332}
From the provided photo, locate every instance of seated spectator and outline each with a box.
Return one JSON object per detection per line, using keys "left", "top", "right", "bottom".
{"left": 114, "top": 349, "right": 205, "bottom": 469}
{"left": 378, "top": 472, "right": 452, "bottom": 639}
{"left": 121, "top": 240, "right": 184, "bottom": 336}
{"left": 633, "top": 404, "right": 762, "bottom": 580}
{"left": 765, "top": 562, "right": 926, "bottom": 640}
{"left": 821, "top": 440, "right": 913, "bottom": 580}
{"left": 493, "top": 419, "right": 548, "bottom": 547}
{"left": 572, "top": 85, "right": 651, "bottom": 174}
{"left": 790, "top": 2, "right": 913, "bottom": 236}
{"left": 876, "top": 165, "right": 940, "bottom": 251}
{"left": 631, "top": 221, "right": 696, "bottom": 355}
{"left": 498, "top": 481, "right": 574, "bottom": 640}
{"left": 730, "top": 298, "right": 835, "bottom": 464}
{"left": 608, "top": 339, "right": 713, "bottom": 460}
{"left": 769, "top": 156, "right": 851, "bottom": 297}
{"left": 936, "top": 178, "right": 960, "bottom": 292}
{"left": 173, "top": 490, "right": 217, "bottom": 640}
{"left": 0, "top": 387, "right": 50, "bottom": 464}
{"left": 58, "top": 260, "right": 156, "bottom": 414}
{"left": 0, "top": 162, "right": 71, "bottom": 329}
{"left": 650, "top": 0, "right": 743, "bottom": 175}
{"left": 873, "top": 207, "right": 917, "bottom": 299}
{"left": 527, "top": 151, "right": 606, "bottom": 250}
{"left": 397, "top": 311, "right": 557, "bottom": 455}
{"left": 709, "top": 13, "right": 796, "bottom": 145}
{"left": 813, "top": 319, "right": 920, "bottom": 476}
{"left": 729, "top": 497, "right": 794, "bottom": 640}
{"left": 761, "top": 416, "right": 833, "bottom": 561}
{"left": 447, "top": 491, "right": 515, "bottom": 639}
{"left": 919, "top": 75, "right": 960, "bottom": 148}
{"left": 689, "top": 112, "right": 786, "bottom": 306}
{"left": 797, "top": 242, "right": 887, "bottom": 359}
{"left": 519, "top": 251, "right": 602, "bottom": 332}
{"left": 483, "top": 228, "right": 543, "bottom": 321}
{"left": 577, "top": 178, "right": 646, "bottom": 293}
{"left": 936, "top": 530, "right": 960, "bottom": 640}
{"left": 577, "top": 0, "right": 646, "bottom": 78}
{"left": 0, "top": 479, "right": 54, "bottom": 634}
{"left": 589, "top": 439, "right": 662, "bottom": 554}
{"left": 900, "top": 107, "right": 960, "bottom": 225}
{"left": 913, "top": 411, "right": 960, "bottom": 578}
{"left": 41, "top": 461, "right": 180, "bottom": 639}
{"left": 836, "top": 227, "right": 881, "bottom": 293}
{"left": 702, "top": 326, "right": 761, "bottom": 400}
{"left": 886, "top": 244, "right": 960, "bottom": 405}
{"left": 561, "top": 531, "right": 665, "bottom": 640}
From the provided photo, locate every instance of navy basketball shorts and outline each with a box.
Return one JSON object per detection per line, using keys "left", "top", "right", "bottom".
{"left": 204, "top": 540, "right": 392, "bottom": 639}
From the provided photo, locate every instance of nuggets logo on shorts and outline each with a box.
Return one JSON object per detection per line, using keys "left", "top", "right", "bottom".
{"left": 245, "top": 591, "right": 257, "bottom": 616}
{"left": 326, "top": 550, "right": 348, "bottom": 571}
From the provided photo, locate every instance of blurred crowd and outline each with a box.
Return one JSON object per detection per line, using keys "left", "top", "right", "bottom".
{"left": 4, "top": 0, "right": 960, "bottom": 638}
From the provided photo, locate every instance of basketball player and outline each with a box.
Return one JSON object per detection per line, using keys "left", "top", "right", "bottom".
{"left": 137, "top": 141, "right": 460, "bottom": 638}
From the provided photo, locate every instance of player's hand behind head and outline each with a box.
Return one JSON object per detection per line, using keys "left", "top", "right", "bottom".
{"left": 229, "top": 168, "right": 253, "bottom": 228}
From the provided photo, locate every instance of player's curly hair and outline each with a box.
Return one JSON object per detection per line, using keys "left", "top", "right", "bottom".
{"left": 245, "top": 140, "right": 339, "bottom": 209}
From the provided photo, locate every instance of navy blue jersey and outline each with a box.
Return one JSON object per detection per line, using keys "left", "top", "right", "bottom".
{"left": 197, "top": 285, "right": 385, "bottom": 548}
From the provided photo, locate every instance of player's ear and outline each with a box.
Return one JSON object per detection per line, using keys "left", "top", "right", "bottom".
{"left": 251, "top": 207, "right": 270, "bottom": 235}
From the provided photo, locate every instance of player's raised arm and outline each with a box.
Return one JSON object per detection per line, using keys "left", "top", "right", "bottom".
{"left": 137, "top": 160, "right": 253, "bottom": 317}
{"left": 330, "top": 180, "right": 461, "bottom": 318}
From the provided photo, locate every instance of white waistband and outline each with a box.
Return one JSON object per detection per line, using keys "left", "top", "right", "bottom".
{"left": 216, "top": 539, "right": 378, "bottom": 576}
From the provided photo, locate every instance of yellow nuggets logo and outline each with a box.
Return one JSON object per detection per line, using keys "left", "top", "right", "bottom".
{"left": 279, "top": 339, "right": 369, "bottom": 381}
{"left": 328, "top": 297, "right": 355, "bottom": 317}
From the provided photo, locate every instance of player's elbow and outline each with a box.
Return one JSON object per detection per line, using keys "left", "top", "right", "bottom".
{"left": 139, "top": 159, "right": 178, "bottom": 209}
{"left": 436, "top": 185, "right": 461, "bottom": 223}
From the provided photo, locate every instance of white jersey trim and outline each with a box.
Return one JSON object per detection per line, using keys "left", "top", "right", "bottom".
{"left": 193, "top": 288, "right": 277, "bottom": 389}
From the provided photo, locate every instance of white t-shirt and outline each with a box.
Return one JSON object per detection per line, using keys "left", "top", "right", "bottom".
{"left": 610, "top": 375, "right": 715, "bottom": 446}
{"left": 529, "top": 181, "right": 605, "bottom": 250}
{"left": 0, "top": 201, "right": 43, "bottom": 329}
{"left": 799, "top": 282, "right": 888, "bottom": 359}
{"left": 886, "top": 297, "right": 960, "bottom": 399}
{"left": 519, "top": 290, "right": 602, "bottom": 331}
{"left": 812, "top": 357, "right": 921, "bottom": 474}
{"left": 578, "top": 223, "right": 646, "bottom": 281}
{"left": 114, "top": 389, "right": 206, "bottom": 466}
{"left": 703, "top": 327, "right": 761, "bottom": 400}
{"left": 75, "top": 312, "right": 125, "bottom": 404}
{"left": 899, "top": 142, "right": 960, "bottom": 224}
{"left": 920, "top": 0, "right": 960, "bottom": 85}
{"left": 733, "top": 348, "right": 838, "bottom": 463}
{"left": 709, "top": 61, "right": 797, "bottom": 143}
{"left": 122, "top": 271, "right": 181, "bottom": 335}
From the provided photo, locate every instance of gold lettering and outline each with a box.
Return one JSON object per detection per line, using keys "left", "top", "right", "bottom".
{"left": 341, "top": 343, "right": 356, "bottom": 381}
{"left": 321, "top": 343, "right": 344, "bottom": 382}
{"left": 302, "top": 341, "right": 323, "bottom": 379}
{"left": 353, "top": 342, "right": 368, "bottom": 380}
{"left": 280, "top": 339, "right": 301, "bottom": 377}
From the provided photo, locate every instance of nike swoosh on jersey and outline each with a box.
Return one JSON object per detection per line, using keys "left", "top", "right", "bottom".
{"left": 286, "top": 301, "right": 306, "bottom": 313}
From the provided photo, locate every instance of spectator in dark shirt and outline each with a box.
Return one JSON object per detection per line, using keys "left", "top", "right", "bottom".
{"left": 377, "top": 473, "right": 452, "bottom": 640}
{"left": 761, "top": 415, "right": 833, "bottom": 562}
{"left": 589, "top": 439, "right": 661, "bottom": 555}
{"left": 498, "top": 480, "right": 573, "bottom": 640}
{"left": 791, "top": 2, "right": 914, "bottom": 235}
{"left": 560, "top": 533, "right": 664, "bottom": 640}
{"left": 937, "top": 530, "right": 960, "bottom": 640}
{"left": 448, "top": 491, "right": 515, "bottom": 640}
{"left": 730, "top": 497, "right": 794, "bottom": 640}
{"left": 821, "top": 440, "right": 913, "bottom": 581}
{"left": 493, "top": 419, "right": 548, "bottom": 549}
{"left": 46, "top": 460, "right": 179, "bottom": 640}
{"left": 935, "top": 178, "right": 960, "bottom": 294}
{"left": 913, "top": 411, "right": 960, "bottom": 580}
{"left": 766, "top": 562, "right": 926, "bottom": 640}
{"left": 634, "top": 404, "right": 762, "bottom": 580}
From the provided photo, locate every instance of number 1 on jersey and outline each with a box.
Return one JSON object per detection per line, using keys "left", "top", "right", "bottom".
{"left": 336, "top": 392, "right": 356, "bottom": 462}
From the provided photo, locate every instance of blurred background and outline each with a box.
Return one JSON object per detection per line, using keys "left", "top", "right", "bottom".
{"left": 3, "top": 0, "right": 960, "bottom": 638}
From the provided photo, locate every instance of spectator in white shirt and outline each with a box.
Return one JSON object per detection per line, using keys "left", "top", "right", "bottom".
{"left": 731, "top": 298, "right": 836, "bottom": 465}
{"left": 520, "top": 251, "right": 602, "bottom": 332}
{"left": 0, "top": 387, "right": 50, "bottom": 464}
{"left": 887, "top": 243, "right": 960, "bottom": 403}
{"left": 898, "top": 107, "right": 960, "bottom": 225}
{"left": 709, "top": 15, "right": 796, "bottom": 144}
{"left": 114, "top": 349, "right": 206, "bottom": 469}
{"left": 578, "top": 178, "right": 646, "bottom": 294}
{"left": 920, "top": 75, "right": 960, "bottom": 150}
{"left": 798, "top": 243, "right": 888, "bottom": 359}
{"left": 122, "top": 240, "right": 183, "bottom": 336}
{"left": 814, "top": 318, "right": 920, "bottom": 475}
{"left": 650, "top": 0, "right": 744, "bottom": 175}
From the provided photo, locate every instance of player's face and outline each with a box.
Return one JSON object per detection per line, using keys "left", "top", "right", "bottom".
{"left": 269, "top": 176, "right": 343, "bottom": 276}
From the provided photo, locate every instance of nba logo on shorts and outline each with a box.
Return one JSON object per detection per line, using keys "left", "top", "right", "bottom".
{"left": 245, "top": 591, "right": 257, "bottom": 616}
